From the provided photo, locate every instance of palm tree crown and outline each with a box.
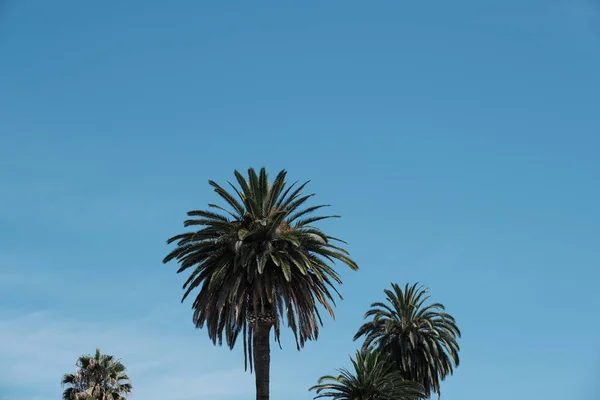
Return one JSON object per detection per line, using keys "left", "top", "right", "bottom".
{"left": 163, "top": 167, "right": 359, "bottom": 370}
{"left": 61, "top": 349, "right": 132, "bottom": 400}
{"left": 310, "top": 349, "right": 425, "bottom": 400}
{"left": 354, "top": 283, "right": 460, "bottom": 398}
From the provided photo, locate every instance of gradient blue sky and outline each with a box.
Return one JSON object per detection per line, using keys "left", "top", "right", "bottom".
{"left": 1, "top": 1, "right": 599, "bottom": 399}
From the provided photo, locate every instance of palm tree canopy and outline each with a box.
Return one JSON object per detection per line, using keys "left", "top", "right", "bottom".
{"left": 309, "top": 349, "right": 425, "bottom": 400}
{"left": 354, "top": 283, "right": 460, "bottom": 398}
{"left": 163, "top": 168, "right": 358, "bottom": 370}
{"left": 61, "top": 349, "right": 132, "bottom": 400}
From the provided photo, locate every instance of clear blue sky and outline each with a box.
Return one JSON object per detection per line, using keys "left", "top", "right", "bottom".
{"left": 1, "top": 1, "right": 599, "bottom": 399}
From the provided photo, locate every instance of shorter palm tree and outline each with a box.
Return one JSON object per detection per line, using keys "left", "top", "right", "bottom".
{"left": 310, "top": 350, "right": 425, "bottom": 400}
{"left": 354, "top": 283, "right": 461, "bottom": 399}
{"left": 61, "top": 349, "right": 132, "bottom": 400}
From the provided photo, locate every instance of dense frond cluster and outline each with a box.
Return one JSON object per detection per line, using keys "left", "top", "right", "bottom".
{"left": 309, "top": 350, "right": 425, "bottom": 400}
{"left": 61, "top": 349, "right": 132, "bottom": 400}
{"left": 354, "top": 283, "right": 460, "bottom": 398}
{"left": 163, "top": 168, "right": 358, "bottom": 370}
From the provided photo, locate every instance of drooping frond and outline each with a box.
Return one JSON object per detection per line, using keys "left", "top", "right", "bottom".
{"left": 310, "top": 350, "right": 425, "bottom": 400}
{"left": 163, "top": 167, "right": 359, "bottom": 371}
{"left": 354, "top": 283, "right": 461, "bottom": 398}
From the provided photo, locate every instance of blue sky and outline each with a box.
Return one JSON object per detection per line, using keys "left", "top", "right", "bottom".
{"left": 1, "top": 0, "right": 599, "bottom": 399}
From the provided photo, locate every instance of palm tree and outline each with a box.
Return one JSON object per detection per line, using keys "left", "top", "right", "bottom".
{"left": 61, "top": 349, "right": 132, "bottom": 400}
{"left": 310, "top": 349, "right": 425, "bottom": 400}
{"left": 163, "top": 167, "right": 359, "bottom": 400}
{"left": 353, "top": 283, "right": 460, "bottom": 399}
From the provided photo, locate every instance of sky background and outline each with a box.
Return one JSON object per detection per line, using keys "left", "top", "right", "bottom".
{"left": 1, "top": 0, "right": 599, "bottom": 399}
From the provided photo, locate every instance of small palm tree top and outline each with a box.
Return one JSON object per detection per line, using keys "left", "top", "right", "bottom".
{"left": 61, "top": 349, "right": 132, "bottom": 400}
{"left": 310, "top": 349, "right": 425, "bottom": 400}
{"left": 354, "top": 283, "right": 461, "bottom": 398}
{"left": 163, "top": 168, "right": 358, "bottom": 370}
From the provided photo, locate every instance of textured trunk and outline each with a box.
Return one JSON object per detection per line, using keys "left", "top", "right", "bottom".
{"left": 253, "top": 321, "right": 272, "bottom": 400}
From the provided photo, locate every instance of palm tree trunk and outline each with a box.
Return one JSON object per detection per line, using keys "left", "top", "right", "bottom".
{"left": 253, "top": 321, "right": 272, "bottom": 400}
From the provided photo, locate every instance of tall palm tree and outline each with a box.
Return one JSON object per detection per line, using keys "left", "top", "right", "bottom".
{"left": 163, "top": 167, "right": 359, "bottom": 400}
{"left": 310, "top": 349, "right": 425, "bottom": 400}
{"left": 353, "top": 283, "right": 460, "bottom": 399}
{"left": 61, "top": 349, "right": 132, "bottom": 400}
